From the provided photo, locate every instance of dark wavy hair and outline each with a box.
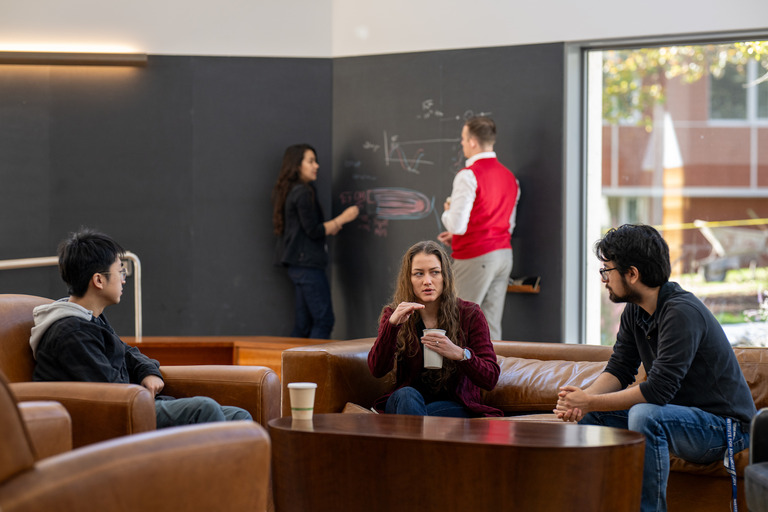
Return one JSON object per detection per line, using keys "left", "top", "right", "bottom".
{"left": 271, "top": 144, "right": 317, "bottom": 236}
{"left": 594, "top": 224, "right": 671, "bottom": 287}
{"left": 384, "top": 240, "right": 463, "bottom": 392}
{"left": 58, "top": 228, "right": 125, "bottom": 297}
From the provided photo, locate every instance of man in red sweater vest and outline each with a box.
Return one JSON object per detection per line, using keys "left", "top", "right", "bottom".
{"left": 438, "top": 116, "right": 520, "bottom": 340}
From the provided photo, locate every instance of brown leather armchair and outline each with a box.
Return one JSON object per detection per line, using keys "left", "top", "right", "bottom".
{"left": 0, "top": 372, "right": 271, "bottom": 512}
{"left": 0, "top": 294, "right": 281, "bottom": 448}
{"left": 16, "top": 400, "right": 72, "bottom": 459}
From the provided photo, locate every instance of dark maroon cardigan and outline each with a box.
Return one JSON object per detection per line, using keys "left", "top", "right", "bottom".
{"left": 368, "top": 298, "right": 502, "bottom": 417}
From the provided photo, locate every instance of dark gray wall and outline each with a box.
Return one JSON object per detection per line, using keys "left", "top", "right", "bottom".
{"left": 1, "top": 44, "right": 565, "bottom": 341}
{"left": 331, "top": 44, "right": 565, "bottom": 341}
{"left": 0, "top": 56, "right": 333, "bottom": 336}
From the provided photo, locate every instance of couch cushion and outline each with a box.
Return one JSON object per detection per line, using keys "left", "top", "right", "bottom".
{"left": 670, "top": 449, "right": 749, "bottom": 477}
{"left": 484, "top": 357, "right": 607, "bottom": 412}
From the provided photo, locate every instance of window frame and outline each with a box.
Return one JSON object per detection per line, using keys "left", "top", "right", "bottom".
{"left": 564, "top": 30, "right": 768, "bottom": 345}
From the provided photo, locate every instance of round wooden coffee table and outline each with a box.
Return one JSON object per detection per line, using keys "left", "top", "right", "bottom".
{"left": 269, "top": 413, "right": 645, "bottom": 512}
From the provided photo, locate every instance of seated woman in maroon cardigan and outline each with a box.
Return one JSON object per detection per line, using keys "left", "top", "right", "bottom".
{"left": 367, "top": 240, "right": 502, "bottom": 417}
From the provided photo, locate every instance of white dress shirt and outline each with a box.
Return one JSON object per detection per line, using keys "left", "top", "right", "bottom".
{"left": 441, "top": 152, "right": 519, "bottom": 235}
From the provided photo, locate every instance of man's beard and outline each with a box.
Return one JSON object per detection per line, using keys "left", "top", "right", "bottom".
{"left": 608, "top": 276, "right": 642, "bottom": 304}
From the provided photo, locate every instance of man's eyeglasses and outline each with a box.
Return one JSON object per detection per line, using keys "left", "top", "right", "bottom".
{"left": 101, "top": 268, "right": 128, "bottom": 280}
{"left": 599, "top": 267, "right": 620, "bottom": 282}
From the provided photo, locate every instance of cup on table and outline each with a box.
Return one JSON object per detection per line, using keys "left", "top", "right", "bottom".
{"left": 288, "top": 382, "right": 317, "bottom": 420}
{"left": 422, "top": 329, "right": 445, "bottom": 369}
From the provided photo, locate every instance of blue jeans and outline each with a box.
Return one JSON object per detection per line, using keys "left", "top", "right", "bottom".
{"left": 286, "top": 265, "right": 334, "bottom": 339}
{"left": 155, "top": 396, "right": 252, "bottom": 428}
{"left": 580, "top": 404, "right": 749, "bottom": 512}
{"left": 384, "top": 386, "right": 470, "bottom": 417}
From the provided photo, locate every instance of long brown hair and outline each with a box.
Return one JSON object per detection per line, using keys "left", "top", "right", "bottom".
{"left": 386, "top": 240, "right": 463, "bottom": 390}
{"left": 271, "top": 144, "right": 316, "bottom": 235}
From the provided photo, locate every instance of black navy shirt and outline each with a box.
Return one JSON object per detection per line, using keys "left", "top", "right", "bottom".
{"left": 605, "top": 282, "right": 756, "bottom": 428}
{"left": 33, "top": 313, "right": 162, "bottom": 385}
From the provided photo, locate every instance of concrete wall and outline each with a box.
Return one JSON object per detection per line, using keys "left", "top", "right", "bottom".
{"left": 2, "top": 1, "right": 767, "bottom": 57}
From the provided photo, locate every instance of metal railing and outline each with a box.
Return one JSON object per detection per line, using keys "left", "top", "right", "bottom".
{"left": 0, "top": 251, "right": 143, "bottom": 342}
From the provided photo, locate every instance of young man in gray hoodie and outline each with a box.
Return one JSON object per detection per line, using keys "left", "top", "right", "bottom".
{"left": 30, "top": 228, "right": 251, "bottom": 427}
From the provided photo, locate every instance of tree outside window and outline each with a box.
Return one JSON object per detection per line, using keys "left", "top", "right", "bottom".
{"left": 586, "top": 40, "right": 768, "bottom": 347}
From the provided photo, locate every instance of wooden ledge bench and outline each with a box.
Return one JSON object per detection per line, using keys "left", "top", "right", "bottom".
{"left": 124, "top": 336, "right": 331, "bottom": 379}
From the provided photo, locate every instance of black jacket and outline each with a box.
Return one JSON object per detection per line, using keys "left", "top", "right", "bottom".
{"left": 606, "top": 282, "right": 756, "bottom": 428}
{"left": 275, "top": 182, "right": 328, "bottom": 268}
{"left": 33, "top": 313, "right": 162, "bottom": 385}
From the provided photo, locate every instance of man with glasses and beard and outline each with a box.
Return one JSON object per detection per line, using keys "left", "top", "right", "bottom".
{"left": 554, "top": 224, "right": 755, "bottom": 512}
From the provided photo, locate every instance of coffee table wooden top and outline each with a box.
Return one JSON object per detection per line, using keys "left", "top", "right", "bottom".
{"left": 269, "top": 413, "right": 646, "bottom": 512}
{"left": 269, "top": 413, "right": 645, "bottom": 449}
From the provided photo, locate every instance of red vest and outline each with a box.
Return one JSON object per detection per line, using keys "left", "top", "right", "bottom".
{"left": 451, "top": 157, "right": 518, "bottom": 260}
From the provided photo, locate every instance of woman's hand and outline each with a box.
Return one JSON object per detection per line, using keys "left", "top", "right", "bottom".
{"left": 339, "top": 205, "right": 360, "bottom": 224}
{"left": 325, "top": 219, "right": 342, "bottom": 235}
{"left": 326, "top": 205, "right": 360, "bottom": 236}
{"left": 421, "top": 331, "right": 464, "bottom": 361}
{"left": 389, "top": 302, "right": 425, "bottom": 326}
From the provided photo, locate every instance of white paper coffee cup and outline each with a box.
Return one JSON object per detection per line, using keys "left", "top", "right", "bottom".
{"left": 288, "top": 382, "right": 317, "bottom": 420}
{"left": 422, "top": 329, "right": 445, "bottom": 369}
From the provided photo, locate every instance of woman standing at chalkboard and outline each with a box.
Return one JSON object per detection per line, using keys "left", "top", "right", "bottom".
{"left": 271, "top": 144, "right": 359, "bottom": 339}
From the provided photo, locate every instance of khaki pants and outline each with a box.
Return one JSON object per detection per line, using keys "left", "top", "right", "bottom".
{"left": 453, "top": 248, "right": 512, "bottom": 340}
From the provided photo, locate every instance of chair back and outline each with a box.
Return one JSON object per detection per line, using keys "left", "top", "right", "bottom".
{"left": 0, "top": 295, "right": 53, "bottom": 382}
{"left": 0, "top": 371, "right": 35, "bottom": 483}
{"left": 734, "top": 347, "right": 768, "bottom": 411}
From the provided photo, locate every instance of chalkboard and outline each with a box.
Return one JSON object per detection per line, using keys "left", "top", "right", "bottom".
{"left": 0, "top": 45, "right": 566, "bottom": 342}
{"left": 330, "top": 44, "right": 566, "bottom": 341}
{"left": 0, "top": 55, "right": 333, "bottom": 336}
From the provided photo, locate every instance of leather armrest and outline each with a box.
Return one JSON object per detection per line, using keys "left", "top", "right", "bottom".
{"left": 751, "top": 407, "right": 768, "bottom": 464}
{"left": 281, "top": 339, "right": 393, "bottom": 416}
{"left": 10, "top": 382, "right": 155, "bottom": 448}
{"left": 17, "top": 401, "right": 72, "bottom": 459}
{"left": 160, "top": 365, "right": 281, "bottom": 427}
{"left": 0, "top": 422, "right": 271, "bottom": 512}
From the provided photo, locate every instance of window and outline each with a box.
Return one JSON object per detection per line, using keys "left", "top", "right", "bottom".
{"left": 710, "top": 63, "right": 747, "bottom": 120}
{"left": 710, "top": 59, "right": 768, "bottom": 121}
{"left": 584, "top": 39, "right": 768, "bottom": 347}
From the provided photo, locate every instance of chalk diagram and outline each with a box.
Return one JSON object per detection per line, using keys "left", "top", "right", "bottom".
{"left": 383, "top": 132, "right": 452, "bottom": 175}
{"left": 370, "top": 100, "right": 492, "bottom": 175}
{"left": 341, "top": 100, "right": 492, "bottom": 237}
{"left": 340, "top": 188, "right": 434, "bottom": 238}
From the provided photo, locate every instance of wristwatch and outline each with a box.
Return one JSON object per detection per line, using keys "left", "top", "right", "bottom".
{"left": 461, "top": 348, "right": 471, "bottom": 361}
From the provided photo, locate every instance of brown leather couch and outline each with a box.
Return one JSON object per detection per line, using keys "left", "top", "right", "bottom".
{"left": 282, "top": 338, "right": 768, "bottom": 512}
{"left": 0, "top": 372, "right": 271, "bottom": 512}
{"left": 0, "top": 294, "right": 281, "bottom": 448}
